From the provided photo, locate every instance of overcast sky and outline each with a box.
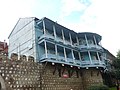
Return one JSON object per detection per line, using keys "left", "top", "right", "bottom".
{"left": 0, "top": 0, "right": 120, "bottom": 56}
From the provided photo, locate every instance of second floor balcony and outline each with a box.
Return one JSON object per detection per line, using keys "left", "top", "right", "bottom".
{"left": 79, "top": 44, "right": 103, "bottom": 50}
{"left": 38, "top": 34, "right": 73, "bottom": 47}
{"left": 38, "top": 32, "right": 103, "bottom": 51}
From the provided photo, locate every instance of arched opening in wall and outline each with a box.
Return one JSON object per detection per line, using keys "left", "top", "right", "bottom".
{"left": 0, "top": 75, "right": 6, "bottom": 90}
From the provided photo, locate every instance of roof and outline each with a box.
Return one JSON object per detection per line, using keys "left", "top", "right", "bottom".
{"left": 103, "top": 48, "right": 116, "bottom": 59}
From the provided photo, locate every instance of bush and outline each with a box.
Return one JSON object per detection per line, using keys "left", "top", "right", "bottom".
{"left": 87, "top": 85, "right": 109, "bottom": 90}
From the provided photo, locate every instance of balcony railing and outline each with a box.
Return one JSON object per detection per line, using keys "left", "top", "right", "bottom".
{"left": 67, "top": 58, "right": 74, "bottom": 63}
{"left": 81, "top": 60, "right": 91, "bottom": 65}
{"left": 40, "top": 54, "right": 106, "bottom": 68}
{"left": 40, "top": 54, "right": 74, "bottom": 62}
{"left": 40, "top": 54, "right": 56, "bottom": 60}
{"left": 92, "top": 60, "right": 99, "bottom": 65}
{"left": 79, "top": 44, "right": 102, "bottom": 50}
{"left": 56, "top": 36, "right": 63, "bottom": 43}
{"left": 80, "top": 60, "right": 105, "bottom": 67}
{"left": 39, "top": 34, "right": 55, "bottom": 41}
{"left": 38, "top": 34, "right": 73, "bottom": 46}
{"left": 75, "top": 60, "right": 81, "bottom": 65}
{"left": 40, "top": 54, "right": 76, "bottom": 66}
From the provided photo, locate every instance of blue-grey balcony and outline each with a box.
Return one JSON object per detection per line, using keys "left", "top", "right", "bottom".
{"left": 40, "top": 53, "right": 81, "bottom": 67}
{"left": 80, "top": 60, "right": 106, "bottom": 68}
{"left": 78, "top": 32, "right": 103, "bottom": 51}
{"left": 38, "top": 33, "right": 55, "bottom": 43}
{"left": 39, "top": 53, "right": 106, "bottom": 68}
{"left": 38, "top": 34, "right": 76, "bottom": 49}
{"left": 79, "top": 44, "right": 103, "bottom": 51}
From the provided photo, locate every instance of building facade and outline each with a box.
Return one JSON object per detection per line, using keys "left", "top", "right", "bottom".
{"left": 8, "top": 17, "right": 108, "bottom": 69}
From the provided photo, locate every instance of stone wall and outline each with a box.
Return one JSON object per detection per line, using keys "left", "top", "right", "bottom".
{"left": 0, "top": 53, "right": 42, "bottom": 90}
{"left": 81, "top": 69, "right": 103, "bottom": 90}
{"left": 0, "top": 53, "right": 103, "bottom": 90}
{"left": 41, "top": 63, "right": 83, "bottom": 90}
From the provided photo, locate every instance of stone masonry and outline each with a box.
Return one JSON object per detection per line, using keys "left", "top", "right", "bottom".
{"left": 0, "top": 52, "right": 103, "bottom": 90}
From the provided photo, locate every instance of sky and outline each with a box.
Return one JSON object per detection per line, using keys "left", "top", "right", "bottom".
{"left": 0, "top": 0, "right": 120, "bottom": 56}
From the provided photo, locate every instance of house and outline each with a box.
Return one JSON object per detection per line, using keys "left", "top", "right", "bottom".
{"left": 8, "top": 17, "right": 116, "bottom": 89}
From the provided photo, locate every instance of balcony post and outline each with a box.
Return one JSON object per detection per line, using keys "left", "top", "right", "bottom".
{"left": 42, "top": 19, "right": 46, "bottom": 35}
{"left": 78, "top": 52, "right": 82, "bottom": 61}
{"left": 93, "top": 36, "right": 97, "bottom": 48}
{"left": 43, "top": 19, "right": 47, "bottom": 58}
{"left": 85, "top": 34, "right": 89, "bottom": 48}
{"left": 97, "top": 52, "right": 101, "bottom": 63}
{"left": 64, "top": 47, "right": 67, "bottom": 61}
{"left": 88, "top": 51, "right": 92, "bottom": 63}
{"left": 55, "top": 44, "right": 58, "bottom": 60}
{"left": 53, "top": 24, "right": 56, "bottom": 39}
{"left": 69, "top": 33, "right": 73, "bottom": 46}
{"left": 76, "top": 36, "right": 79, "bottom": 45}
{"left": 62, "top": 29, "right": 65, "bottom": 44}
{"left": 71, "top": 49, "right": 75, "bottom": 63}
{"left": 44, "top": 41, "right": 47, "bottom": 58}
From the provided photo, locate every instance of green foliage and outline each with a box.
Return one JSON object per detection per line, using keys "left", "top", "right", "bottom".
{"left": 87, "top": 85, "right": 109, "bottom": 90}
{"left": 115, "top": 69, "right": 120, "bottom": 80}
{"left": 112, "top": 50, "right": 120, "bottom": 80}
{"left": 109, "top": 87, "right": 116, "bottom": 90}
{"left": 113, "top": 59, "right": 120, "bottom": 69}
{"left": 116, "top": 50, "right": 120, "bottom": 59}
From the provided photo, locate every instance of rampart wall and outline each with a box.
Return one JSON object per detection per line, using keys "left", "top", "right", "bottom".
{"left": 0, "top": 53, "right": 103, "bottom": 90}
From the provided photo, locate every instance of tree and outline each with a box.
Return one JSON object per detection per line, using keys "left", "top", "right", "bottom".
{"left": 116, "top": 50, "right": 120, "bottom": 59}
{"left": 112, "top": 50, "right": 120, "bottom": 90}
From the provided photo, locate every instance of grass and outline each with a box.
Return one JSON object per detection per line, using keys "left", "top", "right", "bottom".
{"left": 109, "top": 87, "right": 117, "bottom": 90}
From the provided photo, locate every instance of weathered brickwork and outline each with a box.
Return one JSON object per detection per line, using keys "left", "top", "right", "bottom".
{"left": 41, "top": 63, "right": 83, "bottom": 90}
{"left": 0, "top": 53, "right": 103, "bottom": 90}
{"left": 81, "top": 69, "right": 103, "bottom": 90}
{"left": 0, "top": 53, "right": 42, "bottom": 90}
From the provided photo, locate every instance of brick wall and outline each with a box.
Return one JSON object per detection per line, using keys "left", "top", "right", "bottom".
{"left": 41, "top": 63, "right": 83, "bottom": 90}
{"left": 0, "top": 53, "right": 42, "bottom": 90}
{"left": 81, "top": 69, "right": 103, "bottom": 90}
{"left": 0, "top": 53, "right": 104, "bottom": 90}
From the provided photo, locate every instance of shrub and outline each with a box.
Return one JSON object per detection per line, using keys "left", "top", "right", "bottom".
{"left": 87, "top": 85, "right": 109, "bottom": 90}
